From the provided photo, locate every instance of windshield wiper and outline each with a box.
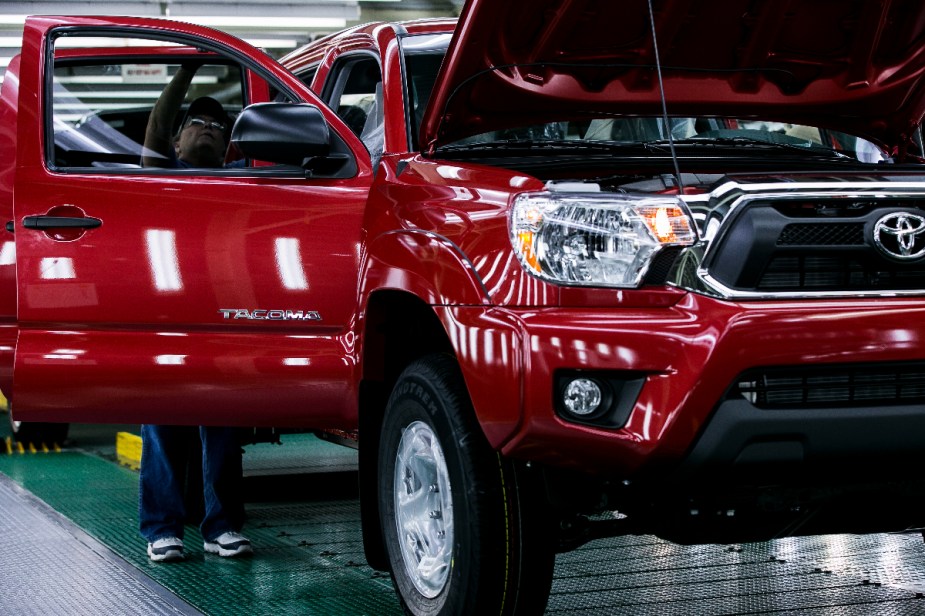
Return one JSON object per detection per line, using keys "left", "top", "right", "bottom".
{"left": 654, "top": 136, "right": 850, "bottom": 158}
{"left": 437, "top": 135, "right": 853, "bottom": 160}
{"left": 437, "top": 139, "right": 661, "bottom": 153}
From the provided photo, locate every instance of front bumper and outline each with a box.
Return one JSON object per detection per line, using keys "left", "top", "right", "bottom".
{"left": 445, "top": 293, "right": 925, "bottom": 479}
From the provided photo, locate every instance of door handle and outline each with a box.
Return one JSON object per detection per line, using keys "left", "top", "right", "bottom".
{"left": 22, "top": 215, "right": 102, "bottom": 230}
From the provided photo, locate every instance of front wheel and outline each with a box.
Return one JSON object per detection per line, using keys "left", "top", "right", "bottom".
{"left": 378, "top": 354, "right": 555, "bottom": 615}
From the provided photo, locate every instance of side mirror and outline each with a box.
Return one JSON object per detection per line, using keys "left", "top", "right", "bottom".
{"left": 231, "top": 103, "right": 331, "bottom": 166}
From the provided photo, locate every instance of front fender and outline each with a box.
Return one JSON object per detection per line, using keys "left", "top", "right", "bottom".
{"left": 362, "top": 229, "right": 491, "bottom": 306}
{"left": 362, "top": 231, "right": 531, "bottom": 448}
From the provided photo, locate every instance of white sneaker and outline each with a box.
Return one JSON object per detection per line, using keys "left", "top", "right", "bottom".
{"left": 147, "top": 537, "right": 185, "bottom": 562}
{"left": 204, "top": 531, "right": 253, "bottom": 557}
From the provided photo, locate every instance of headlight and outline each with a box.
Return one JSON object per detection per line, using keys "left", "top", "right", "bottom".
{"left": 510, "top": 191, "right": 697, "bottom": 287}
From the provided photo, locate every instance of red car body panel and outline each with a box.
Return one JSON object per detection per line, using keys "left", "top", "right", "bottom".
{"left": 492, "top": 296, "right": 925, "bottom": 472}
{"left": 9, "top": 16, "right": 374, "bottom": 426}
{"left": 0, "top": 54, "right": 18, "bottom": 398}
{"left": 368, "top": 156, "right": 559, "bottom": 307}
{"left": 14, "top": 329, "right": 360, "bottom": 427}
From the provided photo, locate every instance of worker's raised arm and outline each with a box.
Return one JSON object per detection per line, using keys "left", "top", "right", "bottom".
{"left": 142, "top": 64, "right": 197, "bottom": 167}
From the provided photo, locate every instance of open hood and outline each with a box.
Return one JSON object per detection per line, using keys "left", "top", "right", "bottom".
{"left": 421, "top": 0, "right": 925, "bottom": 151}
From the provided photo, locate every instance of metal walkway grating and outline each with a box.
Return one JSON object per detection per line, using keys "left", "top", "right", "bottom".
{"left": 0, "top": 472, "right": 199, "bottom": 615}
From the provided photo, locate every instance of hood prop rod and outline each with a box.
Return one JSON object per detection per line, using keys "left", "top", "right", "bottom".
{"left": 647, "top": 0, "right": 684, "bottom": 194}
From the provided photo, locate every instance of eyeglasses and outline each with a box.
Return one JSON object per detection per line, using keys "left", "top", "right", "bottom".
{"left": 186, "top": 117, "right": 227, "bottom": 132}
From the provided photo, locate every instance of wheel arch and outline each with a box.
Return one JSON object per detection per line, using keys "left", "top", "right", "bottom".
{"left": 355, "top": 227, "right": 523, "bottom": 570}
{"left": 357, "top": 289, "right": 457, "bottom": 571}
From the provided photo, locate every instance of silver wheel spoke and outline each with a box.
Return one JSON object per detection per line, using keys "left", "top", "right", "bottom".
{"left": 394, "top": 420, "right": 453, "bottom": 598}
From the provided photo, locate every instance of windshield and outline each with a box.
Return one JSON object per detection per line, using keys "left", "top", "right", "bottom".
{"left": 402, "top": 34, "right": 449, "bottom": 151}
{"left": 445, "top": 118, "right": 887, "bottom": 163}
{"left": 402, "top": 35, "right": 889, "bottom": 163}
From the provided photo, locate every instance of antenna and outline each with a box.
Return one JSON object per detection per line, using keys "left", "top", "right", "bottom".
{"left": 646, "top": 0, "right": 684, "bottom": 193}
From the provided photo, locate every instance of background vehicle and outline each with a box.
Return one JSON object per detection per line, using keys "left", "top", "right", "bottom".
{"left": 5, "top": 2, "right": 925, "bottom": 614}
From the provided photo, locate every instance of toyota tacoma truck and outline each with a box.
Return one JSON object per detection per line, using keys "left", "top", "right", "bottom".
{"left": 4, "top": 1, "right": 925, "bottom": 614}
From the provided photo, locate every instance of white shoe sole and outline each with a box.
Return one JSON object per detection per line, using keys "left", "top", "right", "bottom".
{"left": 203, "top": 541, "right": 253, "bottom": 557}
{"left": 147, "top": 546, "right": 184, "bottom": 562}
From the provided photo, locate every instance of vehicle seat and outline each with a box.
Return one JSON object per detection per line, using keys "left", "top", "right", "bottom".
{"left": 360, "top": 82, "right": 384, "bottom": 166}
{"left": 338, "top": 104, "right": 368, "bottom": 137}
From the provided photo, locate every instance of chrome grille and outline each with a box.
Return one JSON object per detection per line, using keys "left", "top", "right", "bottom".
{"left": 699, "top": 187, "right": 925, "bottom": 296}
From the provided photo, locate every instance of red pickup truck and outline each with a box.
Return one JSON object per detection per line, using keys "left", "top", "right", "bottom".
{"left": 5, "top": 1, "right": 925, "bottom": 614}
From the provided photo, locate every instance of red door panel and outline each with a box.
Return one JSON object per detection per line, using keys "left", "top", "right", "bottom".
{"left": 12, "top": 16, "right": 372, "bottom": 427}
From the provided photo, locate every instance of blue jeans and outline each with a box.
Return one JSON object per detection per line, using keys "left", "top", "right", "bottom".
{"left": 139, "top": 425, "right": 245, "bottom": 543}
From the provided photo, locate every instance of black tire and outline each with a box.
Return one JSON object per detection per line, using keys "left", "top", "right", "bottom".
{"left": 378, "top": 354, "right": 555, "bottom": 616}
{"left": 9, "top": 414, "right": 69, "bottom": 447}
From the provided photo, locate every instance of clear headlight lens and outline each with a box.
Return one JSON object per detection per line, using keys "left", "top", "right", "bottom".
{"left": 510, "top": 191, "right": 696, "bottom": 287}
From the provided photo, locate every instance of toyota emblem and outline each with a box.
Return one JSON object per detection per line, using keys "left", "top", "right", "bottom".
{"left": 872, "top": 212, "right": 925, "bottom": 260}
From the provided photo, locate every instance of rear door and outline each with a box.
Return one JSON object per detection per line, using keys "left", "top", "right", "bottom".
{"left": 12, "top": 16, "right": 373, "bottom": 427}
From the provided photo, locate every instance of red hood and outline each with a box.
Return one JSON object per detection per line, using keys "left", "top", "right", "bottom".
{"left": 421, "top": 0, "right": 925, "bottom": 151}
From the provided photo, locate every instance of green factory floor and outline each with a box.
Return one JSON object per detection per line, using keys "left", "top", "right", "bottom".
{"left": 6, "top": 417, "right": 925, "bottom": 614}
{"left": 0, "top": 421, "right": 401, "bottom": 615}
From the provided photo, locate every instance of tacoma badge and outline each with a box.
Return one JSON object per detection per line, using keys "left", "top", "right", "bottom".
{"left": 219, "top": 309, "right": 322, "bottom": 321}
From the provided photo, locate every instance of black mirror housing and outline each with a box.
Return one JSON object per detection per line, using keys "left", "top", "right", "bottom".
{"left": 231, "top": 103, "right": 331, "bottom": 166}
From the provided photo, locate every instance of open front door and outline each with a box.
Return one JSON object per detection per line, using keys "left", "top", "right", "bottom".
{"left": 12, "top": 16, "right": 372, "bottom": 427}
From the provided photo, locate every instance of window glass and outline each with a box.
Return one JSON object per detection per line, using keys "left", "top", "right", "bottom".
{"left": 328, "top": 54, "right": 382, "bottom": 142}
{"left": 50, "top": 36, "right": 245, "bottom": 170}
{"left": 404, "top": 53, "right": 443, "bottom": 150}
{"left": 327, "top": 57, "right": 382, "bottom": 157}
{"left": 398, "top": 34, "right": 890, "bottom": 162}
{"left": 443, "top": 117, "right": 888, "bottom": 163}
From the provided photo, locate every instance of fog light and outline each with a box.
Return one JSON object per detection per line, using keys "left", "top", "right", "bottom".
{"left": 563, "top": 378, "right": 602, "bottom": 416}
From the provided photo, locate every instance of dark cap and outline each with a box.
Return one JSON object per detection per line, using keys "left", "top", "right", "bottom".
{"left": 181, "top": 96, "right": 230, "bottom": 129}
